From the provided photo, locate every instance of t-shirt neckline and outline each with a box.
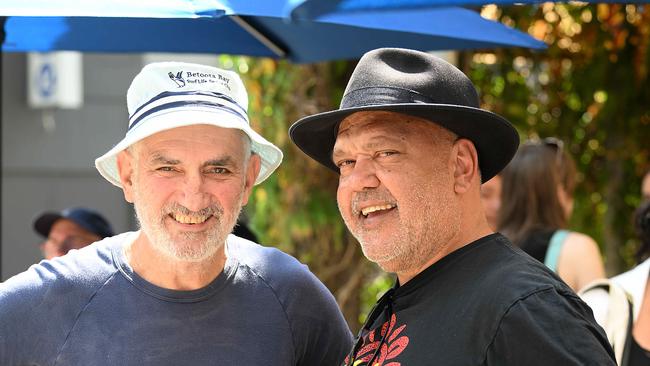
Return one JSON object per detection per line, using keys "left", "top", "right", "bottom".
{"left": 393, "top": 233, "right": 502, "bottom": 298}
{"left": 112, "top": 231, "right": 238, "bottom": 303}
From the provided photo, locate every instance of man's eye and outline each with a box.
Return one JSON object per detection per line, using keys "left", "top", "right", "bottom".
{"left": 377, "top": 151, "right": 397, "bottom": 158}
{"left": 207, "top": 167, "right": 229, "bottom": 174}
{"left": 157, "top": 166, "right": 176, "bottom": 172}
{"left": 336, "top": 159, "right": 355, "bottom": 169}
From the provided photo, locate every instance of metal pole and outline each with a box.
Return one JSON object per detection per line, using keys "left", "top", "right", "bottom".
{"left": 229, "top": 16, "right": 287, "bottom": 58}
{"left": 0, "top": 17, "right": 6, "bottom": 280}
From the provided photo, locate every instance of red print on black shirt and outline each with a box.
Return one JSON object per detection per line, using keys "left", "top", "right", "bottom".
{"left": 345, "top": 313, "right": 410, "bottom": 366}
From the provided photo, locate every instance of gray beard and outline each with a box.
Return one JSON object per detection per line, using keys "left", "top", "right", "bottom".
{"left": 342, "top": 183, "right": 460, "bottom": 275}
{"left": 132, "top": 191, "right": 242, "bottom": 263}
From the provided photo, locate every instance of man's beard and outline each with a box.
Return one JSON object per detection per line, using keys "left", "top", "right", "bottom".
{"left": 132, "top": 187, "right": 243, "bottom": 262}
{"left": 342, "top": 182, "right": 460, "bottom": 275}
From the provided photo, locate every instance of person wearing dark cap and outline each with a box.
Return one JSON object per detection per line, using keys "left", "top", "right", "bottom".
{"left": 33, "top": 207, "right": 114, "bottom": 259}
{"left": 0, "top": 62, "right": 351, "bottom": 365}
{"left": 290, "top": 48, "right": 615, "bottom": 365}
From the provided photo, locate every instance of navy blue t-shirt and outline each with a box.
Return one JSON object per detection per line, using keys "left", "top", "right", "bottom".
{"left": 0, "top": 232, "right": 352, "bottom": 365}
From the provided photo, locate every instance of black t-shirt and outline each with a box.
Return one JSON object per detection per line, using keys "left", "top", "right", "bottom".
{"left": 343, "top": 233, "right": 615, "bottom": 366}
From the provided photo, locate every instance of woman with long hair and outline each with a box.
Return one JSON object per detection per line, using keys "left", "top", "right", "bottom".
{"left": 498, "top": 138, "right": 605, "bottom": 292}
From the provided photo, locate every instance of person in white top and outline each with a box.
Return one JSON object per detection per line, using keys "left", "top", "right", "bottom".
{"left": 581, "top": 200, "right": 650, "bottom": 365}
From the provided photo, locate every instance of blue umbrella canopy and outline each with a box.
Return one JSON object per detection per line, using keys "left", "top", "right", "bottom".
{"left": 0, "top": 0, "right": 223, "bottom": 18}
{"left": 2, "top": 0, "right": 545, "bottom": 63}
{"left": 288, "top": 0, "right": 644, "bottom": 19}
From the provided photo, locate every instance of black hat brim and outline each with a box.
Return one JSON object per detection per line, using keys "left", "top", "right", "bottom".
{"left": 289, "top": 103, "right": 519, "bottom": 183}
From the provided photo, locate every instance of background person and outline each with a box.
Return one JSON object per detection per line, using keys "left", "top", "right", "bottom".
{"left": 290, "top": 47, "right": 615, "bottom": 366}
{"left": 33, "top": 207, "right": 114, "bottom": 259}
{"left": 642, "top": 170, "right": 650, "bottom": 201}
{"left": 233, "top": 214, "right": 259, "bottom": 243}
{"left": 581, "top": 200, "right": 650, "bottom": 365}
{"left": 480, "top": 174, "right": 502, "bottom": 230}
{"left": 0, "top": 62, "right": 352, "bottom": 365}
{"left": 498, "top": 138, "right": 606, "bottom": 292}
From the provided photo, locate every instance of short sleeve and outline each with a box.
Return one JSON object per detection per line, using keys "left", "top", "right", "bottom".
{"left": 282, "top": 268, "right": 353, "bottom": 366}
{"left": 0, "top": 245, "right": 115, "bottom": 365}
{"left": 484, "top": 288, "right": 616, "bottom": 365}
{"left": 0, "top": 262, "right": 72, "bottom": 364}
{"left": 227, "top": 238, "right": 354, "bottom": 365}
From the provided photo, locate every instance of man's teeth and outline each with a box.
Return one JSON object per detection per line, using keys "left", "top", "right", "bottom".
{"left": 173, "top": 214, "right": 210, "bottom": 224}
{"left": 361, "top": 204, "right": 396, "bottom": 217}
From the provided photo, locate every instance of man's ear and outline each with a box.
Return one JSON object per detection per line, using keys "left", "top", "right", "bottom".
{"left": 242, "top": 153, "right": 261, "bottom": 206}
{"left": 117, "top": 150, "right": 136, "bottom": 203}
{"left": 452, "top": 139, "right": 480, "bottom": 194}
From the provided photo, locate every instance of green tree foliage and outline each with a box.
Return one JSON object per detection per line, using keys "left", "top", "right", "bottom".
{"left": 469, "top": 3, "right": 649, "bottom": 273}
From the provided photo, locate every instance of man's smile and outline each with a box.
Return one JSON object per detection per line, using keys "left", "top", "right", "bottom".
{"left": 360, "top": 204, "right": 397, "bottom": 218}
{"left": 169, "top": 212, "right": 213, "bottom": 225}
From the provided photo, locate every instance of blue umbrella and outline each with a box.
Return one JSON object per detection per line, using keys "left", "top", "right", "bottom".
{"left": 0, "top": 0, "right": 223, "bottom": 18}
{"left": 288, "top": 0, "right": 645, "bottom": 19}
{"left": 2, "top": 0, "right": 545, "bottom": 63}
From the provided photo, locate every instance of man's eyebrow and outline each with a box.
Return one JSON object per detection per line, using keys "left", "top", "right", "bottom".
{"left": 148, "top": 153, "right": 239, "bottom": 168}
{"left": 203, "top": 156, "right": 237, "bottom": 167}
{"left": 332, "top": 135, "right": 405, "bottom": 158}
{"left": 332, "top": 146, "right": 345, "bottom": 159}
{"left": 149, "top": 153, "right": 180, "bottom": 165}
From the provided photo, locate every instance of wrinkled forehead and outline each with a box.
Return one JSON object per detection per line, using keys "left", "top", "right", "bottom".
{"left": 339, "top": 111, "right": 412, "bottom": 136}
{"left": 336, "top": 111, "right": 453, "bottom": 145}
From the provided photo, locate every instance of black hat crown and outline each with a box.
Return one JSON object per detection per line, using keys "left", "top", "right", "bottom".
{"left": 289, "top": 47, "right": 519, "bottom": 182}
{"left": 340, "top": 48, "right": 479, "bottom": 110}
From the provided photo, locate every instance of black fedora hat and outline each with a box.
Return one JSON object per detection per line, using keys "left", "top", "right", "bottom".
{"left": 289, "top": 47, "right": 519, "bottom": 182}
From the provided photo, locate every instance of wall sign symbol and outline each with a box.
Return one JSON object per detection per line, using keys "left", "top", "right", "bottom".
{"left": 37, "top": 63, "right": 57, "bottom": 98}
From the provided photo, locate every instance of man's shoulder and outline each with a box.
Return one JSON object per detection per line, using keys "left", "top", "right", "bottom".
{"left": 0, "top": 233, "right": 127, "bottom": 354}
{"left": 227, "top": 234, "right": 333, "bottom": 299}
{"left": 463, "top": 235, "right": 588, "bottom": 331}
{"left": 449, "top": 233, "right": 574, "bottom": 305}
{"left": 226, "top": 234, "right": 351, "bottom": 361}
{"left": 228, "top": 234, "right": 311, "bottom": 276}
{"left": 454, "top": 235, "right": 610, "bottom": 362}
{"left": 0, "top": 234, "right": 125, "bottom": 310}
{"left": 465, "top": 234, "right": 565, "bottom": 280}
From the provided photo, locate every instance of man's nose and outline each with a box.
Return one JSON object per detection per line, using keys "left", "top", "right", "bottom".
{"left": 180, "top": 171, "right": 211, "bottom": 211}
{"left": 347, "top": 156, "right": 380, "bottom": 191}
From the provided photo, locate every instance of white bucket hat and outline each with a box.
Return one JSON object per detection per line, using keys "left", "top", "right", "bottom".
{"left": 95, "top": 61, "right": 283, "bottom": 187}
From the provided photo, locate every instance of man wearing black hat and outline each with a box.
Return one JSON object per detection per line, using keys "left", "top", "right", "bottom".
{"left": 290, "top": 48, "right": 615, "bottom": 365}
{"left": 33, "top": 207, "right": 114, "bottom": 259}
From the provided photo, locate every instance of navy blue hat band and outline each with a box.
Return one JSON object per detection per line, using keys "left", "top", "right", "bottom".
{"left": 129, "top": 90, "right": 245, "bottom": 120}
{"left": 128, "top": 90, "right": 248, "bottom": 132}
{"left": 128, "top": 100, "right": 248, "bottom": 132}
{"left": 341, "top": 86, "right": 438, "bottom": 109}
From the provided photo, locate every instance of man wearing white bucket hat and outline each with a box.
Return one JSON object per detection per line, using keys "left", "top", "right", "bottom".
{"left": 0, "top": 62, "right": 352, "bottom": 365}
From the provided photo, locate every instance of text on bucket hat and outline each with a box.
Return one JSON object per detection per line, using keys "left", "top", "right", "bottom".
{"left": 33, "top": 207, "right": 115, "bottom": 239}
{"left": 95, "top": 62, "right": 283, "bottom": 187}
{"left": 289, "top": 47, "right": 519, "bottom": 182}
